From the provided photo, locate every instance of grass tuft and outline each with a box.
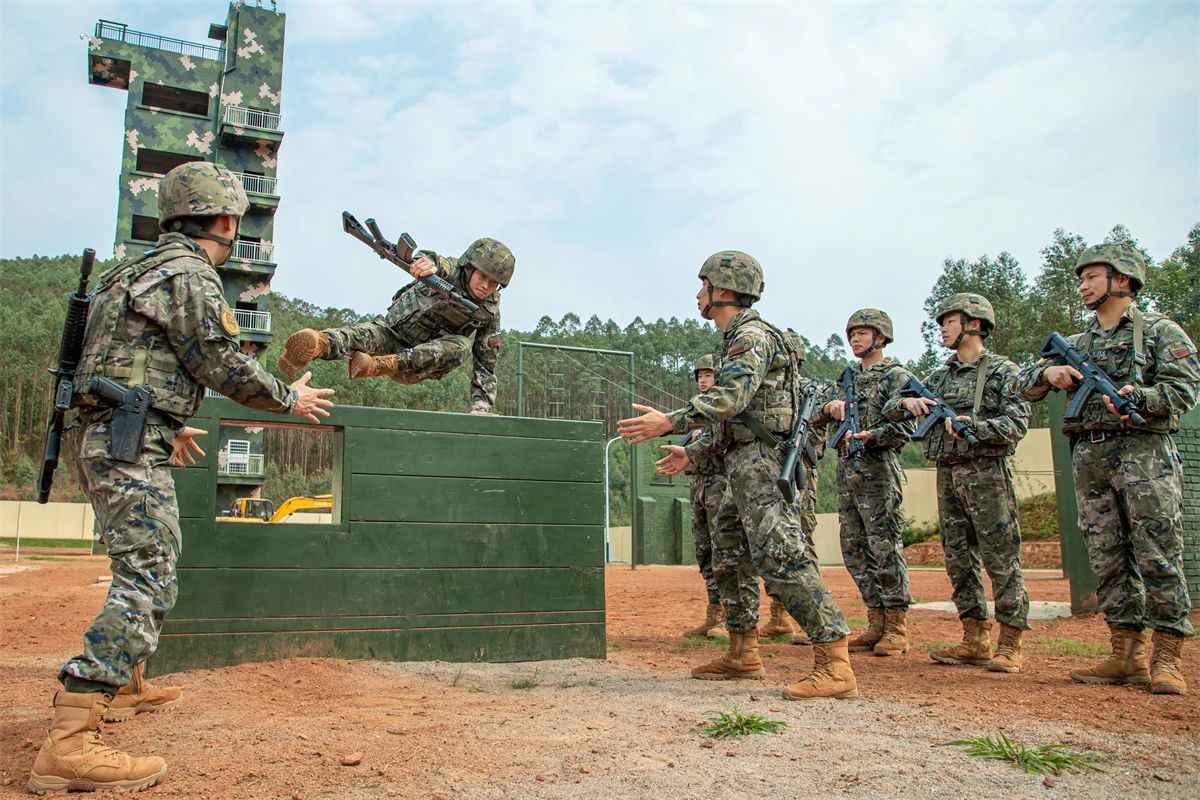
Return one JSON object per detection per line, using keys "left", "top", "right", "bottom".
{"left": 955, "top": 729, "right": 1104, "bottom": 775}
{"left": 508, "top": 669, "right": 541, "bottom": 690}
{"left": 692, "top": 703, "right": 788, "bottom": 739}
{"left": 1030, "top": 638, "right": 1106, "bottom": 659}
{"left": 919, "top": 640, "right": 960, "bottom": 653}
{"left": 679, "top": 636, "right": 730, "bottom": 649}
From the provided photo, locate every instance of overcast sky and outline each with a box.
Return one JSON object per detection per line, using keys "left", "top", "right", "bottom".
{"left": 2, "top": 0, "right": 1197, "bottom": 360}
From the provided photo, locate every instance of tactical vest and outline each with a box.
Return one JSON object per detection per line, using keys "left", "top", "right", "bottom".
{"left": 384, "top": 255, "right": 500, "bottom": 346}
{"left": 1063, "top": 307, "right": 1177, "bottom": 434}
{"left": 923, "top": 353, "right": 1018, "bottom": 462}
{"left": 853, "top": 359, "right": 908, "bottom": 444}
{"left": 724, "top": 316, "right": 796, "bottom": 446}
{"left": 73, "top": 238, "right": 210, "bottom": 419}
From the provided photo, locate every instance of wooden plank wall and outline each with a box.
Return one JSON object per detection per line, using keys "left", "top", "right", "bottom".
{"left": 149, "top": 399, "right": 606, "bottom": 675}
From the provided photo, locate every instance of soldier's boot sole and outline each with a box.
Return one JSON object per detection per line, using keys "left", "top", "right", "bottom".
{"left": 1068, "top": 672, "right": 1150, "bottom": 685}
{"left": 986, "top": 662, "right": 1022, "bottom": 674}
{"left": 930, "top": 654, "right": 991, "bottom": 667}
{"left": 691, "top": 669, "right": 765, "bottom": 681}
{"left": 1150, "top": 683, "right": 1187, "bottom": 695}
{"left": 781, "top": 686, "right": 860, "bottom": 701}
{"left": 28, "top": 764, "right": 167, "bottom": 795}
{"left": 104, "top": 696, "right": 182, "bottom": 722}
{"left": 277, "top": 331, "right": 327, "bottom": 378}
{"left": 873, "top": 644, "right": 909, "bottom": 657}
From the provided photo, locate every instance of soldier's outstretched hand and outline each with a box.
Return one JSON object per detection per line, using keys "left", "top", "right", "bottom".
{"left": 617, "top": 403, "right": 672, "bottom": 444}
{"left": 289, "top": 371, "right": 336, "bottom": 424}
{"left": 170, "top": 426, "right": 208, "bottom": 468}
{"left": 655, "top": 444, "right": 690, "bottom": 476}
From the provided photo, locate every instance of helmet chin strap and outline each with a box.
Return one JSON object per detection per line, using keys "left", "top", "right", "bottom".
{"left": 702, "top": 285, "right": 750, "bottom": 319}
{"left": 1085, "top": 266, "right": 1136, "bottom": 311}
{"left": 945, "top": 313, "right": 986, "bottom": 349}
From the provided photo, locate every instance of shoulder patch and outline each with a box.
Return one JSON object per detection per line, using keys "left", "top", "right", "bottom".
{"left": 220, "top": 304, "right": 241, "bottom": 336}
{"left": 727, "top": 343, "right": 746, "bottom": 358}
{"left": 488, "top": 334, "right": 502, "bottom": 350}
{"left": 1169, "top": 344, "right": 1196, "bottom": 360}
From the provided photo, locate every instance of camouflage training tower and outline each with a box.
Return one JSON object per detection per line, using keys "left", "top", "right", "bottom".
{"left": 86, "top": 0, "right": 286, "bottom": 512}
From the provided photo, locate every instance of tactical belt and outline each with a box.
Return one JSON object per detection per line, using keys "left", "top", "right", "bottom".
{"left": 1073, "top": 428, "right": 1155, "bottom": 445}
{"left": 79, "top": 406, "right": 181, "bottom": 430}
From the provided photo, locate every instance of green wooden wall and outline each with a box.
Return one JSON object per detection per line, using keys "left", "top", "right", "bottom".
{"left": 148, "top": 398, "right": 607, "bottom": 675}
{"left": 632, "top": 440, "right": 693, "bottom": 566}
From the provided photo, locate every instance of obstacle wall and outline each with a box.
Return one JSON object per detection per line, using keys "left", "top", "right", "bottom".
{"left": 632, "top": 440, "right": 694, "bottom": 566}
{"left": 149, "top": 398, "right": 606, "bottom": 675}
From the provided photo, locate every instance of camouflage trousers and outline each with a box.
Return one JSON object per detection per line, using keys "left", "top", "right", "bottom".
{"left": 937, "top": 457, "right": 1030, "bottom": 629}
{"left": 1073, "top": 433, "right": 1194, "bottom": 638}
{"left": 61, "top": 421, "right": 181, "bottom": 689}
{"left": 689, "top": 471, "right": 725, "bottom": 605}
{"left": 836, "top": 449, "right": 911, "bottom": 609}
{"left": 711, "top": 440, "right": 849, "bottom": 642}
{"left": 323, "top": 319, "right": 470, "bottom": 385}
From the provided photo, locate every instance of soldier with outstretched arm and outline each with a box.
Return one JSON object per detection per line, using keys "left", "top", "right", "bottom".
{"left": 27, "top": 162, "right": 335, "bottom": 794}
{"left": 619, "top": 251, "right": 857, "bottom": 701}
{"left": 1014, "top": 243, "right": 1198, "bottom": 696}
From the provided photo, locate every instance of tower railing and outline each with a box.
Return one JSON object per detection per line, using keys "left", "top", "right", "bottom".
{"left": 235, "top": 309, "right": 272, "bottom": 333}
{"left": 233, "top": 172, "right": 278, "bottom": 196}
{"left": 223, "top": 105, "right": 282, "bottom": 131}
{"left": 95, "top": 20, "right": 224, "bottom": 61}
{"left": 233, "top": 240, "right": 274, "bottom": 263}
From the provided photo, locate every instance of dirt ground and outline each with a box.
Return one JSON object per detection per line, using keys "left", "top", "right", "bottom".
{"left": 1, "top": 558, "right": 1197, "bottom": 799}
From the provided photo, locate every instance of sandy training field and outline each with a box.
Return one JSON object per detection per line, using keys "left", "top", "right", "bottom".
{"left": 1, "top": 559, "right": 1197, "bottom": 799}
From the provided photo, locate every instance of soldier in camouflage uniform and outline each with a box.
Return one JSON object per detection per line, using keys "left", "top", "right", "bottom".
{"left": 28, "top": 162, "right": 336, "bottom": 794}
{"left": 811, "top": 309, "right": 916, "bottom": 657}
{"left": 884, "top": 293, "right": 1031, "bottom": 673}
{"left": 619, "top": 251, "right": 857, "bottom": 701}
{"left": 681, "top": 354, "right": 728, "bottom": 638}
{"left": 1016, "top": 244, "right": 1198, "bottom": 696}
{"left": 277, "top": 238, "right": 514, "bottom": 414}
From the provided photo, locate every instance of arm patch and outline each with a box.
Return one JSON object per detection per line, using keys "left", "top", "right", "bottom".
{"left": 727, "top": 344, "right": 746, "bottom": 358}
{"left": 1169, "top": 344, "right": 1196, "bottom": 360}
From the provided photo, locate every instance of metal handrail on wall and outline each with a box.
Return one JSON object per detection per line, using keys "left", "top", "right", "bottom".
{"left": 233, "top": 240, "right": 274, "bottom": 263}
{"left": 223, "top": 105, "right": 282, "bottom": 131}
{"left": 95, "top": 20, "right": 224, "bottom": 61}
{"left": 233, "top": 172, "right": 278, "bottom": 196}
{"left": 234, "top": 309, "right": 272, "bottom": 333}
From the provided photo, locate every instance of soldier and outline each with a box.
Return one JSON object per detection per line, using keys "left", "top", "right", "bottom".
{"left": 812, "top": 309, "right": 916, "bottom": 657}
{"left": 618, "top": 251, "right": 857, "bottom": 701}
{"left": 277, "top": 237, "right": 514, "bottom": 414}
{"left": 680, "top": 354, "right": 728, "bottom": 639}
{"left": 884, "top": 293, "right": 1031, "bottom": 672}
{"left": 27, "top": 162, "right": 335, "bottom": 794}
{"left": 1015, "top": 243, "right": 1198, "bottom": 695}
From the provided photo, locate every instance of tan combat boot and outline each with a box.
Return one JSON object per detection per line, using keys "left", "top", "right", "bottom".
{"left": 277, "top": 329, "right": 330, "bottom": 378}
{"left": 848, "top": 607, "right": 885, "bottom": 652}
{"left": 105, "top": 662, "right": 183, "bottom": 722}
{"left": 682, "top": 604, "right": 727, "bottom": 639}
{"left": 691, "top": 630, "right": 765, "bottom": 680}
{"left": 987, "top": 623, "right": 1024, "bottom": 673}
{"left": 791, "top": 630, "right": 810, "bottom": 646}
{"left": 349, "top": 352, "right": 400, "bottom": 379}
{"left": 930, "top": 618, "right": 993, "bottom": 666}
{"left": 1069, "top": 628, "right": 1149, "bottom": 685}
{"left": 1150, "top": 631, "right": 1187, "bottom": 695}
{"left": 781, "top": 637, "right": 859, "bottom": 700}
{"left": 27, "top": 691, "right": 168, "bottom": 794}
{"left": 759, "top": 599, "right": 799, "bottom": 638}
{"left": 873, "top": 608, "right": 909, "bottom": 656}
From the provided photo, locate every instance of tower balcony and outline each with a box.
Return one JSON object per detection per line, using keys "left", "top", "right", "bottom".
{"left": 220, "top": 105, "right": 284, "bottom": 146}
{"left": 233, "top": 172, "right": 279, "bottom": 212}
{"left": 235, "top": 309, "right": 272, "bottom": 334}
{"left": 233, "top": 239, "right": 274, "bottom": 264}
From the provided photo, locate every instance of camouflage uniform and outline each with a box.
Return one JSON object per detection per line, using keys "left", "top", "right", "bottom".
{"left": 669, "top": 308, "right": 849, "bottom": 642}
{"left": 1016, "top": 306, "right": 1198, "bottom": 638}
{"left": 321, "top": 250, "right": 503, "bottom": 414}
{"left": 65, "top": 231, "right": 296, "bottom": 689}
{"left": 683, "top": 425, "right": 725, "bottom": 605}
{"left": 813, "top": 359, "right": 915, "bottom": 610}
{"left": 886, "top": 351, "right": 1032, "bottom": 628}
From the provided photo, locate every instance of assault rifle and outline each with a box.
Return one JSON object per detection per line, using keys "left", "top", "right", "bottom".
{"left": 776, "top": 384, "right": 821, "bottom": 504}
{"left": 342, "top": 212, "right": 492, "bottom": 324}
{"left": 36, "top": 249, "right": 95, "bottom": 503}
{"left": 830, "top": 367, "right": 865, "bottom": 471}
{"left": 1039, "top": 332, "right": 1147, "bottom": 426}
{"left": 898, "top": 376, "right": 978, "bottom": 445}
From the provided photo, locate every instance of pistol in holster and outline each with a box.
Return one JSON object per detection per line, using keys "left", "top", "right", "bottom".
{"left": 88, "top": 377, "right": 154, "bottom": 464}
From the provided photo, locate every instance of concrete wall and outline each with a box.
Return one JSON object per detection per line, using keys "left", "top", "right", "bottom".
{"left": 0, "top": 502, "right": 95, "bottom": 541}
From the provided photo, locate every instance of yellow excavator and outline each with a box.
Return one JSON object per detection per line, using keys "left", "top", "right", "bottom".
{"left": 219, "top": 494, "right": 333, "bottom": 523}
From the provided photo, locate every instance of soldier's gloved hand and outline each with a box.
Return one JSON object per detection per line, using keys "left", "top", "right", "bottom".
{"left": 824, "top": 399, "right": 846, "bottom": 421}
{"left": 617, "top": 403, "right": 672, "bottom": 444}
{"left": 409, "top": 256, "right": 437, "bottom": 279}
{"left": 289, "top": 371, "right": 336, "bottom": 424}
{"left": 170, "top": 426, "right": 208, "bottom": 468}
{"left": 655, "top": 445, "right": 690, "bottom": 476}
{"left": 1043, "top": 365, "right": 1083, "bottom": 390}
{"left": 902, "top": 397, "right": 934, "bottom": 418}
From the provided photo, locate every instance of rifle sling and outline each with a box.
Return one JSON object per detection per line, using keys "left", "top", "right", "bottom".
{"left": 736, "top": 412, "right": 784, "bottom": 450}
{"left": 972, "top": 353, "right": 989, "bottom": 416}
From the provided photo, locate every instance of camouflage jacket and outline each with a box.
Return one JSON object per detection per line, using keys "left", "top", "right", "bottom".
{"left": 812, "top": 357, "right": 914, "bottom": 454}
{"left": 73, "top": 234, "right": 295, "bottom": 421}
{"left": 384, "top": 250, "right": 502, "bottom": 413}
{"left": 667, "top": 309, "right": 797, "bottom": 446}
{"left": 1014, "top": 307, "right": 1199, "bottom": 435}
{"left": 883, "top": 350, "right": 1029, "bottom": 463}
{"left": 681, "top": 425, "right": 723, "bottom": 476}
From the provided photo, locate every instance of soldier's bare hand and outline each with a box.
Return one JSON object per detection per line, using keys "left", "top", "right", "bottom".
{"left": 852, "top": 429, "right": 876, "bottom": 444}
{"left": 170, "top": 426, "right": 207, "bottom": 468}
{"left": 1101, "top": 384, "right": 1136, "bottom": 421}
{"left": 945, "top": 414, "right": 971, "bottom": 440}
{"left": 1044, "top": 365, "right": 1083, "bottom": 390}
{"left": 409, "top": 256, "right": 437, "bottom": 279}
{"left": 289, "top": 371, "right": 336, "bottom": 424}
{"left": 656, "top": 445, "right": 690, "bottom": 476}
{"left": 617, "top": 404, "right": 672, "bottom": 444}
{"left": 902, "top": 397, "right": 934, "bottom": 418}
{"left": 825, "top": 399, "right": 846, "bottom": 421}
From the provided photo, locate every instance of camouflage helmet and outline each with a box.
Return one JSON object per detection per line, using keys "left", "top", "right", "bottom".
{"left": 935, "top": 292, "right": 995, "bottom": 330}
{"left": 845, "top": 308, "right": 894, "bottom": 345}
{"left": 693, "top": 353, "right": 717, "bottom": 379}
{"left": 460, "top": 238, "right": 515, "bottom": 287}
{"left": 1074, "top": 243, "right": 1146, "bottom": 291}
{"left": 783, "top": 328, "right": 806, "bottom": 365}
{"left": 698, "top": 250, "right": 763, "bottom": 302}
{"left": 157, "top": 161, "right": 248, "bottom": 230}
